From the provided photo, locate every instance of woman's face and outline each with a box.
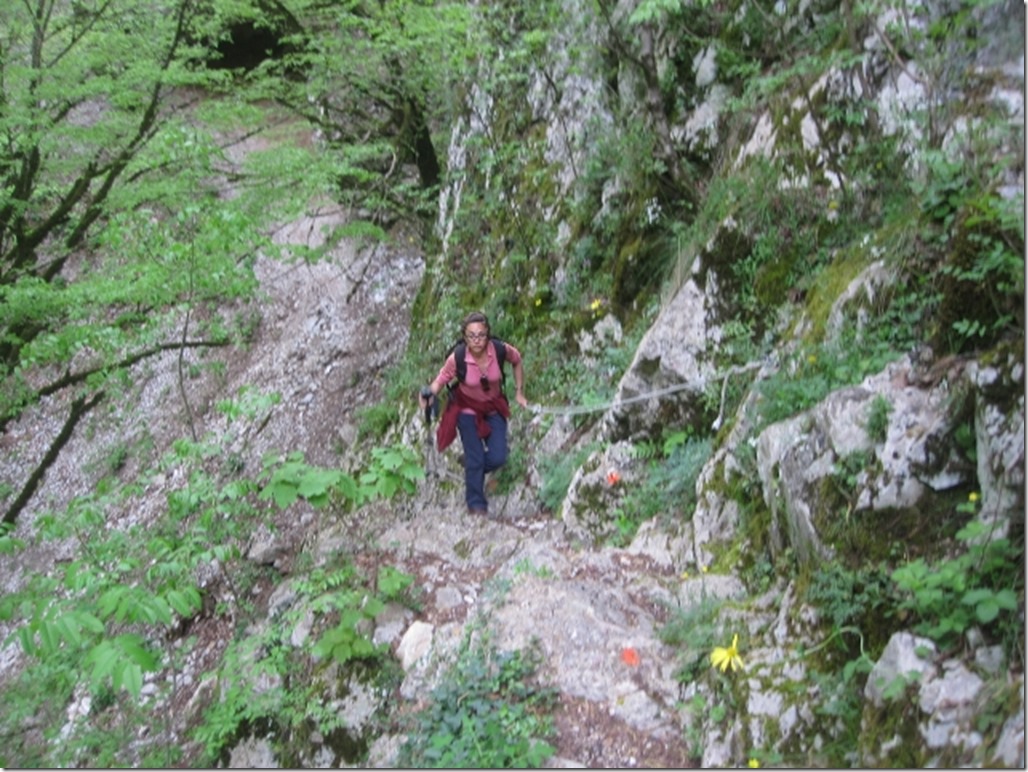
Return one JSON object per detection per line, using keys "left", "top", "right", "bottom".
{"left": 464, "top": 322, "right": 488, "bottom": 354}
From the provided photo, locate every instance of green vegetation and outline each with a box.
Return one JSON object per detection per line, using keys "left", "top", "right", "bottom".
{"left": 258, "top": 443, "right": 424, "bottom": 510}
{"left": 660, "top": 593, "right": 727, "bottom": 686}
{"left": 864, "top": 395, "right": 892, "bottom": 444}
{"left": 193, "top": 558, "right": 413, "bottom": 767}
{"left": 398, "top": 636, "right": 557, "bottom": 768}
{"left": 661, "top": 594, "right": 747, "bottom": 764}
{"left": 0, "top": 0, "right": 1023, "bottom": 766}
{"left": 892, "top": 517, "right": 1023, "bottom": 656}
{"left": 0, "top": 393, "right": 422, "bottom": 767}
{"left": 538, "top": 442, "right": 600, "bottom": 514}
{"left": 612, "top": 429, "right": 713, "bottom": 544}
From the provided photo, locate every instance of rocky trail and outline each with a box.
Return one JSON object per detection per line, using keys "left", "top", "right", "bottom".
{"left": 214, "top": 128, "right": 710, "bottom": 765}
{"left": 3, "top": 117, "right": 712, "bottom": 767}
{"left": 353, "top": 495, "right": 704, "bottom": 768}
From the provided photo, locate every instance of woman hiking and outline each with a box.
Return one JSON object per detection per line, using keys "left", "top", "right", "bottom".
{"left": 419, "top": 311, "right": 528, "bottom": 516}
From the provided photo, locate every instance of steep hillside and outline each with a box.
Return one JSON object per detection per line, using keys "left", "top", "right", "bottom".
{"left": 0, "top": 0, "right": 1023, "bottom": 768}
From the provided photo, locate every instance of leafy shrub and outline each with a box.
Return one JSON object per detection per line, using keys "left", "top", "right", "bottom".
{"left": 659, "top": 594, "right": 725, "bottom": 684}
{"left": 0, "top": 424, "right": 425, "bottom": 767}
{"left": 398, "top": 637, "right": 556, "bottom": 768}
{"left": 257, "top": 443, "right": 424, "bottom": 510}
{"left": 755, "top": 334, "right": 900, "bottom": 430}
{"left": 891, "top": 519, "right": 1023, "bottom": 655}
{"left": 356, "top": 402, "right": 399, "bottom": 442}
{"left": 193, "top": 559, "right": 415, "bottom": 765}
{"left": 493, "top": 443, "right": 528, "bottom": 494}
{"left": 806, "top": 560, "right": 896, "bottom": 654}
{"left": 539, "top": 442, "right": 598, "bottom": 513}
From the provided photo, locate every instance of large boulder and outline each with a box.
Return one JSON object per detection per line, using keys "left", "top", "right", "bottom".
{"left": 860, "top": 631, "right": 1025, "bottom": 767}
{"left": 603, "top": 220, "right": 752, "bottom": 444}
{"left": 755, "top": 355, "right": 982, "bottom": 569}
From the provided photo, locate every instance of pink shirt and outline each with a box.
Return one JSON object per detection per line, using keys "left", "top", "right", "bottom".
{"left": 436, "top": 340, "right": 522, "bottom": 410}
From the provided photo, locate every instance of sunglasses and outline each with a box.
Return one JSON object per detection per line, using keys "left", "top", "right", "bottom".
{"left": 465, "top": 332, "right": 488, "bottom": 341}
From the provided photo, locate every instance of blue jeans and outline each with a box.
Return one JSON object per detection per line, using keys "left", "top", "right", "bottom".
{"left": 457, "top": 412, "right": 508, "bottom": 512}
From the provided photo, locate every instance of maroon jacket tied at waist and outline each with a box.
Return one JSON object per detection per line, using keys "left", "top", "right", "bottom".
{"left": 436, "top": 387, "right": 510, "bottom": 452}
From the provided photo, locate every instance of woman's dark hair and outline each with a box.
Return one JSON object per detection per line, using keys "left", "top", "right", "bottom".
{"left": 461, "top": 311, "right": 490, "bottom": 336}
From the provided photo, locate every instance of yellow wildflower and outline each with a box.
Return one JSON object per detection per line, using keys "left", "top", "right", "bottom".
{"left": 969, "top": 492, "right": 979, "bottom": 503}
{"left": 710, "top": 634, "right": 744, "bottom": 673}
{"left": 748, "top": 759, "right": 761, "bottom": 768}
{"left": 535, "top": 298, "right": 542, "bottom": 307}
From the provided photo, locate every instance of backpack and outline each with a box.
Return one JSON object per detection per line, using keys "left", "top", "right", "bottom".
{"left": 447, "top": 338, "right": 508, "bottom": 390}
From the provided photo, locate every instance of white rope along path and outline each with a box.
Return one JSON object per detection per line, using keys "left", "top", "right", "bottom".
{"left": 526, "top": 360, "right": 768, "bottom": 428}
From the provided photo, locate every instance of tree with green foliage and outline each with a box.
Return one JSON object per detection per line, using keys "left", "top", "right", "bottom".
{"left": 0, "top": 0, "right": 271, "bottom": 522}
{"left": 239, "top": 0, "right": 475, "bottom": 219}
{"left": 1, "top": 0, "right": 472, "bottom": 524}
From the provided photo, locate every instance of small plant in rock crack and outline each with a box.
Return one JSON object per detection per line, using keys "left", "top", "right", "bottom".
{"left": 865, "top": 394, "right": 892, "bottom": 444}
{"left": 397, "top": 636, "right": 557, "bottom": 768}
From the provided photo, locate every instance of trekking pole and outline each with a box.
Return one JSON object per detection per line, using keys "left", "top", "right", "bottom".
{"left": 420, "top": 386, "right": 438, "bottom": 477}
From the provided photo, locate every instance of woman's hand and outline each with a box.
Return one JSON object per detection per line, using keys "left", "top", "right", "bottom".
{"left": 419, "top": 385, "right": 434, "bottom": 409}
{"left": 514, "top": 390, "right": 528, "bottom": 409}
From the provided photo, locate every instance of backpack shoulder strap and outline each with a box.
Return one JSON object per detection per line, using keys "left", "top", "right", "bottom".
{"left": 492, "top": 339, "right": 507, "bottom": 384}
{"left": 452, "top": 341, "right": 467, "bottom": 384}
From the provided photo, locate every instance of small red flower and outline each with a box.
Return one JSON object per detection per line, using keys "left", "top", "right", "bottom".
{"left": 606, "top": 469, "right": 621, "bottom": 486}
{"left": 620, "top": 647, "right": 640, "bottom": 667}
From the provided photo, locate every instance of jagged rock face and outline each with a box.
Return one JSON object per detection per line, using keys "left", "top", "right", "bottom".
{"left": 603, "top": 221, "right": 749, "bottom": 445}
{"left": 970, "top": 349, "right": 1026, "bottom": 537}
{"left": 754, "top": 356, "right": 980, "bottom": 569}
{"left": 861, "top": 631, "right": 1025, "bottom": 767}
{"left": 751, "top": 349, "right": 1024, "bottom": 572}
{"left": 604, "top": 271, "right": 715, "bottom": 442}
{"left": 559, "top": 439, "right": 635, "bottom": 544}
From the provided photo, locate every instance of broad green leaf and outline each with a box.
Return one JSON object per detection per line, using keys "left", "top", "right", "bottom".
{"left": 336, "top": 474, "right": 360, "bottom": 503}
{"left": 297, "top": 468, "right": 343, "bottom": 500}
{"left": 118, "top": 663, "right": 144, "bottom": 700}
{"left": 260, "top": 480, "right": 299, "bottom": 509}
{"left": 994, "top": 589, "right": 1019, "bottom": 610}
{"left": 974, "top": 597, "right": 1000, "bottom": 624}
{"left": 86, "top": 640, "right": 120, "bottom": 684}
{"left": 39, "top": 620, "right": 60, "bottom": 655}
{"left": 75, "top": 611, "right": 106, "bottom": 635}
{"left": 115, "top": 634, "right": 159, "bottom": 671}
{"left": 378, "top": 565, "right": 414, "bottom": 597}
{"left": 363, "top": 597, "right": 385, "bottom": 618}
{"left": 167, "top": 587, "right": 202, "bottom": 617}
{"left": 55, "top": 614, "right": 83, "bottom": 648}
